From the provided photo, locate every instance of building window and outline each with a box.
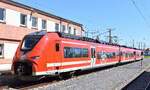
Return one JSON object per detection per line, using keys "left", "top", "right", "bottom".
{"left": 31, "top": 16, "right": 38, "bottom": 28}
{"left": 0, "top": 8, "right": 5, "bottom": 22}
{"left": 42, "top": 19, "right": 47, "bottom": 30}
{"left": 20, "top": 14, "right": 27, "bottom": 26}
{"left": 55, "top": 23, "right": 59, "bottom": 32}
{"left": 68, "top": 27, "right": 71, "bottom": 34}
{"left": 74, "top": 28, "right": 76, "bottom": 35}
{"left": 0, "top": 44, "right": 4, "bottom": 58}
{"left": 62, "top": 25, "right": 66, "bottom": 33}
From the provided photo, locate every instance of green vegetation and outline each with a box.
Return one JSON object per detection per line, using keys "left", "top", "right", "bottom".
{"left": 144, "top": 56, "right": 150, "bottom": 58}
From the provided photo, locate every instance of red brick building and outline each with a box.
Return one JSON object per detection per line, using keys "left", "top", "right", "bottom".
{"left": 0, "top": 0, "right": 83, "bottom": 68}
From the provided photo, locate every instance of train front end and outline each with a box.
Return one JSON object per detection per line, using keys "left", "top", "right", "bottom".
{"left": 11, "top": 31, "right": 48, "bottom": 80}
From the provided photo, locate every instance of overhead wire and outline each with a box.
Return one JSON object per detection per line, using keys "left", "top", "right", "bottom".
{"left": 130, "top": 0, "right": 150, "bottom": 49}
{"left": 130, "top": 0, "right": 150, "bottom": 28}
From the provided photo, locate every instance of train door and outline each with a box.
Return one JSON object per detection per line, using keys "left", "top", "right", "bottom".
{"left": 118, "top": 51, "right": 123, "bottom": 63}
{"left": 54, "top": 42, "right": 63, "bottom": 74}
{"left": 91, "top": 47, "right": 96, "bottom": 67}
{"left": 46, "top": 41, "right": 61, "bottom": 74}
{"left": 118, "top": 47, "right": 124, "bottom": 63}
{"left": 134, "top": 51, "right": 136, "bottom": 60}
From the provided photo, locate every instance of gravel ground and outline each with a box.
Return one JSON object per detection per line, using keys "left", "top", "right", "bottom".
{"left": 30, "top": 59, "right": 150, "bottom": 90}
{"left": 1, "top": 59, "right": 150, "bottom": 90}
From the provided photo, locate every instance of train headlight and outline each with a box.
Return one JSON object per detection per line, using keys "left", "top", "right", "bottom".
{"left": 31, "top": 56, "right": 40, "bottom": 60}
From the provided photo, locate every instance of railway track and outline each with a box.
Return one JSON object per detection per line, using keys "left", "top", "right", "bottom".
{"left": 0, "top": 65, "right": 113, "bottom": 90}
{"left": 0, "top": 60, "right": 149, "bottom": 90}
{"left": 0, "top": 75, "right": 59, "bottom": 90}
{"left": 0, "top": 62, "right": 131, "bottom": 90}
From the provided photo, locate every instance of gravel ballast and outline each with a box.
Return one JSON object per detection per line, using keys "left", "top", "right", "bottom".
{"left": 30, "top": 58, "right": 150, "bottom": 90}
{"left": 1, "top": 58, "right": 150, "bottom": 90}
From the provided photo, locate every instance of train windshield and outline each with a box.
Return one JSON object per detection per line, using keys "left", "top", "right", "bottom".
{"left": 21, "top": 35, "right": 43, "bottom": 51}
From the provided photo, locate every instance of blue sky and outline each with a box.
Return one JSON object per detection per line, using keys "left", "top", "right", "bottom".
{"left": 16, "top": 0, "right": 150, "bottom": 48}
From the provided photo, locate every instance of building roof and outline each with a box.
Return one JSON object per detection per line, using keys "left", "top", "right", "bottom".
{"left": 1, "top": 0, "right": 83, "bottom": 27}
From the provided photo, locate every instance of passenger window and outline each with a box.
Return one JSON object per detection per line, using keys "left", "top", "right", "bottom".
{"left": 82, "top": 48, "right": 88, "bottom": 57}
{"left": 112, "top": 53, "right": 116, "bottom": 58}
{"left": 117, "top": 51, "right": 123, "bottom": 56}
{"left": 64, "top": 47, "right": 88, "bottom": 58}
{"left": 97, "top": 52, "right": 108, "bottom": 60}
{"left": 56, "top": 43, "right": 60, "bottom": 51}
{"left": 97, "top": 52, "right": 104, "bottom": 59}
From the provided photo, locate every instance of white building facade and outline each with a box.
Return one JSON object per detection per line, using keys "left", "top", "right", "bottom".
{"left": 0, "top": 0, "right": 83, "bottom": 65}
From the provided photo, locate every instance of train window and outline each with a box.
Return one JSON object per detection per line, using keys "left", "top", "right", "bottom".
{"left": 97, "top": 52, "right": 103, "bottom": 59}
{"left": 82, "top": 48, "right": 88, "bottom": 57}
{"left": 105, "top": 52, "right": 115, "bottom": 59}
{"left": 125, "top": 53, "right": 128, "bottom": 58}
{"left": 74, "top": 48, "right": 81, "bottom": 58}
{"left": 110, "top": 52, "right": 114, "bottom": 58}
{"left": 64, "top": 47, "right": 88, "bottom": 58}
{"left": 112, "top": 52, "right": 116, "bottom": 58}
{"left": 130, "top": 53, "right": 133, "bottom": 57}
{"left": 64, "top": 47, "right": 73, "bottom": 58}
{"left": 132, "top": 53, "right": 134, "bottom": 57}
{"left": 117, "top": 51, "right": 123, "bottom": 56}
{"left": 56, "top": 43, "right": 60, "bottom": 52}
{"left": 21, "top": 37, "right": 41, "bottom": 50}
{"left": 106, "top": 52, "right": 110, "bottom": 59}
{"left": 129, "top": 53, "right": 131, "bottom": 57}
{"left": 97, "top": 52, "right": 108, "bottom": 60}
{"left": 125, "top": 53, "right": 135, "bottom": 57}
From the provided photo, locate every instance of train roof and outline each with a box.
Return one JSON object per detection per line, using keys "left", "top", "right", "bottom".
{"left": 28, "top": 31, "right": 142, "bottom": 50}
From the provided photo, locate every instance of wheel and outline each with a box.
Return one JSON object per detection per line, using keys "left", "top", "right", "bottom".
{"left": 59, "top": 72, "right": 75, "bottom": 80}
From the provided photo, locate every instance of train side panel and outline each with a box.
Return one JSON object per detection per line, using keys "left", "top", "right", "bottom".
{"left": 59, "top": 38, "right": 91, "bottom": 72}
{"left": 11, "top": 32, "right": 144, "bottom": 79}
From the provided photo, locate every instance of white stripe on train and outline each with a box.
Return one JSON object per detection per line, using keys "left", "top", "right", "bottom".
{"left": 62, "top": 41, "right": 88, "bottom": 46}
{"left": 34, "top": 58, "right": 142, "bottom": 76}
{"left": 46, "top": 60, "right": 91, "bottom": 67}
{"left": 62, "top": 41, "right": 118, "bottom": 49}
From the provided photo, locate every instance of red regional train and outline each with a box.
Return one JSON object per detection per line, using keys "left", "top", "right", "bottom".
{"left": 11, "top": 31, "right": 143, "bottom": 80}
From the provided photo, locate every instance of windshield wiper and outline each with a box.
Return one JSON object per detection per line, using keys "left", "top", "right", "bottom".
{"left": 21, "top": 48, "right": 32, "bottom": 51}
